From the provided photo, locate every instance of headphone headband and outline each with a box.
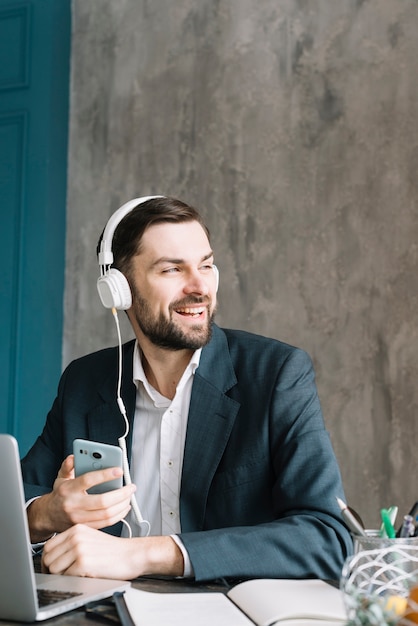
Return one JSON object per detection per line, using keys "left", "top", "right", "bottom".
{"left": 98, "top": 196, "right": 164, "bottom": 267}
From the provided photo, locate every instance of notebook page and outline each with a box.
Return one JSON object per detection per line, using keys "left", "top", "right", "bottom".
{"left": 122, "top": 586, "right": 255, "bottom": 626}
{"left": 227, "top": 579, "right": 347, "bottom": 625}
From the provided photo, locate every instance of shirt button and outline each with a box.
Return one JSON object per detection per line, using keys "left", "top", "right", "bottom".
{"left": 168, "top": 460, "right": 173, "bottom": 467}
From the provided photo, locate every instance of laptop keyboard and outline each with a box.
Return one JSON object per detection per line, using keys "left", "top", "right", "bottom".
{"left": 37, "top": 588, "right": 82, "bottom": 607}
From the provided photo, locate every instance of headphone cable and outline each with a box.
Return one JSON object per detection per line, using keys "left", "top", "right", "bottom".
{"left": 111, "top": 307, "right": 151, "bottom": 536}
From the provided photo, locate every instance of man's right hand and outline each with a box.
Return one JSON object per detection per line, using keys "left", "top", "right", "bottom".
{"left": 26, "top": 454, "right": 136, "bottom": 543}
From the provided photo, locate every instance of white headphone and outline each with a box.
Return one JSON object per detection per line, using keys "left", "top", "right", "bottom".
{"left": 97, "top": 196, "right": 219, "bottom": 309}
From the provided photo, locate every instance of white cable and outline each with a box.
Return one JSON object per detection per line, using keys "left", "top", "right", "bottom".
{"left": 121, "top": 518, "right": 132, "bottom": 538}
{"left": 111, "top": 307, "right": 151, "bottom": 537}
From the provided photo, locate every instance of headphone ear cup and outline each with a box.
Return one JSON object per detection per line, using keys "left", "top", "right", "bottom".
{"left": 213, "top": 265, "right": 219, "bottom": 292}
{"left": 97, "top": 268, "right": 132, "bottom": 310}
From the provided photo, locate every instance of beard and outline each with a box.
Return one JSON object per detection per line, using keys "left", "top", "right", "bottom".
{"left": 130, "top": 291, "right": 215, "bottom": 351}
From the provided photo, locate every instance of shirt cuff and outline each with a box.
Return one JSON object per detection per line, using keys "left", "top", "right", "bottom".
{"left": 170, "top": 534, "right": 194, "bottom": 578}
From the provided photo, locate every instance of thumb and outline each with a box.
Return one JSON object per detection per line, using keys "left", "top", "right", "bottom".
{"left": 58, "top": 454, "right": 75, "bottom": 479}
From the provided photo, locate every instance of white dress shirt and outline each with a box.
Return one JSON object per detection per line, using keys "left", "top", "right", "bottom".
{"left": 122, "top": 341, "right": 201, "bottom": 576}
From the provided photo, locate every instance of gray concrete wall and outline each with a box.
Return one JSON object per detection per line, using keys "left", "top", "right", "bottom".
{"left": 64, "top": 0, "right": 418, "bottom": 529}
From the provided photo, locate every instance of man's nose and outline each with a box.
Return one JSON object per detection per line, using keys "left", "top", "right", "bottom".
{"left": 183, "top": 271, "right": 210, "bottom": 295}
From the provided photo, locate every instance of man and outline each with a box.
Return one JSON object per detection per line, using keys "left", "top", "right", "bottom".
{"left": 21, "top": 196, "right": 352, "bottom": 582}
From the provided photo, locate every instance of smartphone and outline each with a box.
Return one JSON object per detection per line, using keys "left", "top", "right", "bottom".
{"left": 73, "top": 439, "right": 123, "bottom": 494}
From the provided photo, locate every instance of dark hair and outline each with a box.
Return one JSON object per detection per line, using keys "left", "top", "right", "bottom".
{"left": 97, "top": 196, "right": 211, "bottom": 275}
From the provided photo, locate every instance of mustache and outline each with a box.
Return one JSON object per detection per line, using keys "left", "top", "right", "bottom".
{"left": 170, "top": 296, "right": 211, "bottom": 308}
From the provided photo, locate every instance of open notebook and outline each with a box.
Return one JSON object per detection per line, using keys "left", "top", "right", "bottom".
{"left": 0, "top": 434, "right": 130, "bottom": 622}
{"left": 117, "top": 578, "right": 348, "bottom": 626}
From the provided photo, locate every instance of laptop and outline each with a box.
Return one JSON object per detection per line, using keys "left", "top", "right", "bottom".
{"left": 0, "top": 434, "right": 131, "bottom": 622}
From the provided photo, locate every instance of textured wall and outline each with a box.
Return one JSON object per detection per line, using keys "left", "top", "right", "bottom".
{"left": 65, "top": 0, "right": 418, "bottom": 529}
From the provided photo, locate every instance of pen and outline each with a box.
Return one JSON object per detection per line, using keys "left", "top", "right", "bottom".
{"left": 396, "top": 502, "right": 418, "bottom": 537}
{"left": 380, "top": 505, "right": 398, "bottom": 538}
{"left": 380, "top": 508, "right": 396, "bottom": 539}
{"left": 406, "top": 502, "right": 418, "bottom": 536}
{"left": 388, "top": 505, "right": 398, "bottom": 526}
{"left": 399, "top": 514, "right": 415, "bottom": 538}
{"left": 336, "top": 497, "right": 367, "bottom": 537}
{"left": 407, "top": 502, "right": 418, "bottom": 519}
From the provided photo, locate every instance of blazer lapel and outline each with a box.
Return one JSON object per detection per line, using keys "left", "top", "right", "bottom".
{"left": 180, "top": 326, "right": 240, "bottom": 531}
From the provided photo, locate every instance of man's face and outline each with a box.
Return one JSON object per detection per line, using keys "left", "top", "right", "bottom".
{"left": 127, "top": 220, "right": 217, "bottom": 350}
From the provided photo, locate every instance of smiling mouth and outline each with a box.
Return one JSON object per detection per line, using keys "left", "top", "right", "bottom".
{"left": 174, "top": 306, "right": 207, "bottom": 318}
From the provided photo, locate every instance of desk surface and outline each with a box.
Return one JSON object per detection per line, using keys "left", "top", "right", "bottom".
{"left": 0, "top": 566, "right": 231, "bottom": 626}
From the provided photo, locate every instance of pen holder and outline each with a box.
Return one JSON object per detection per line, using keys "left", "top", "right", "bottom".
{"left": 353, "top": 530, "right": 418, "bottom": 557}
{"left": 340, "top": 538, "right": 418, "bottom": 626}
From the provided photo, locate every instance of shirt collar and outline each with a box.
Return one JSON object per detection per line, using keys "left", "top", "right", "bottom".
{"left": 132, "top": 340, "right": 201, "bottom": 401}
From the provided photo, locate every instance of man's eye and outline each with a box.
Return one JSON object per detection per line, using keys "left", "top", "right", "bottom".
{"left": 162, "top": 267, "right": 180, "bottom": 274}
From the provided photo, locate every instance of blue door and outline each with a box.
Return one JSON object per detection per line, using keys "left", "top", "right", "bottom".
{"left": 0, "top": 0, "right": 71, "bottom": 454}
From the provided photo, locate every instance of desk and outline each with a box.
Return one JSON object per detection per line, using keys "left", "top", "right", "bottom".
{"left": 0, "top": 557, "right": 231, "bottom": 626}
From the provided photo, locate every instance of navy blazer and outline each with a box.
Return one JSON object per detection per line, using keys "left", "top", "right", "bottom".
{"left": 21, "top": 324, "right": 352, "bottom": 581}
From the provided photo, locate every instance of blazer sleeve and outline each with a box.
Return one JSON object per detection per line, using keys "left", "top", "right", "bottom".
{"left": 179, "top": 346, "right": 353, "bottom": 582}
{"left": 21, "top": 342, "right": 136, "bottom": 502}
{"left": 21, "top": 366, "right": 75, "bottom": 500}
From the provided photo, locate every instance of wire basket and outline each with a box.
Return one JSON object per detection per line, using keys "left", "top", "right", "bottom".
{"left": 340, "top": 544, "right": 418, "bottom": 625}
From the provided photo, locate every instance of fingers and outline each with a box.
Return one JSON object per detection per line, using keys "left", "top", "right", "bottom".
{"left": 62, "top": 483, "right": 135, "bottom": 527}
{"left": 42, "top": 525, "right": 91, "bottom": 576}
{"left": 58, "top": 457, "right": 125, "bottom": 491}
{"left": 75, "top": 466, "right": 124, "bottom": 493}
{"left": 42, "top": 525, "right": 129, "bottom": 578}
{"left": 42, "top": 527, "right": 185, "bottom": 579}
{"left": 28, "top": 461, "right": 137, "bottom": 542}
{"left": 67, "top": 490, "right": 134, "bottom": 529}
{"left": 51, "top": 467, "right": 136, "bottom": 530}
